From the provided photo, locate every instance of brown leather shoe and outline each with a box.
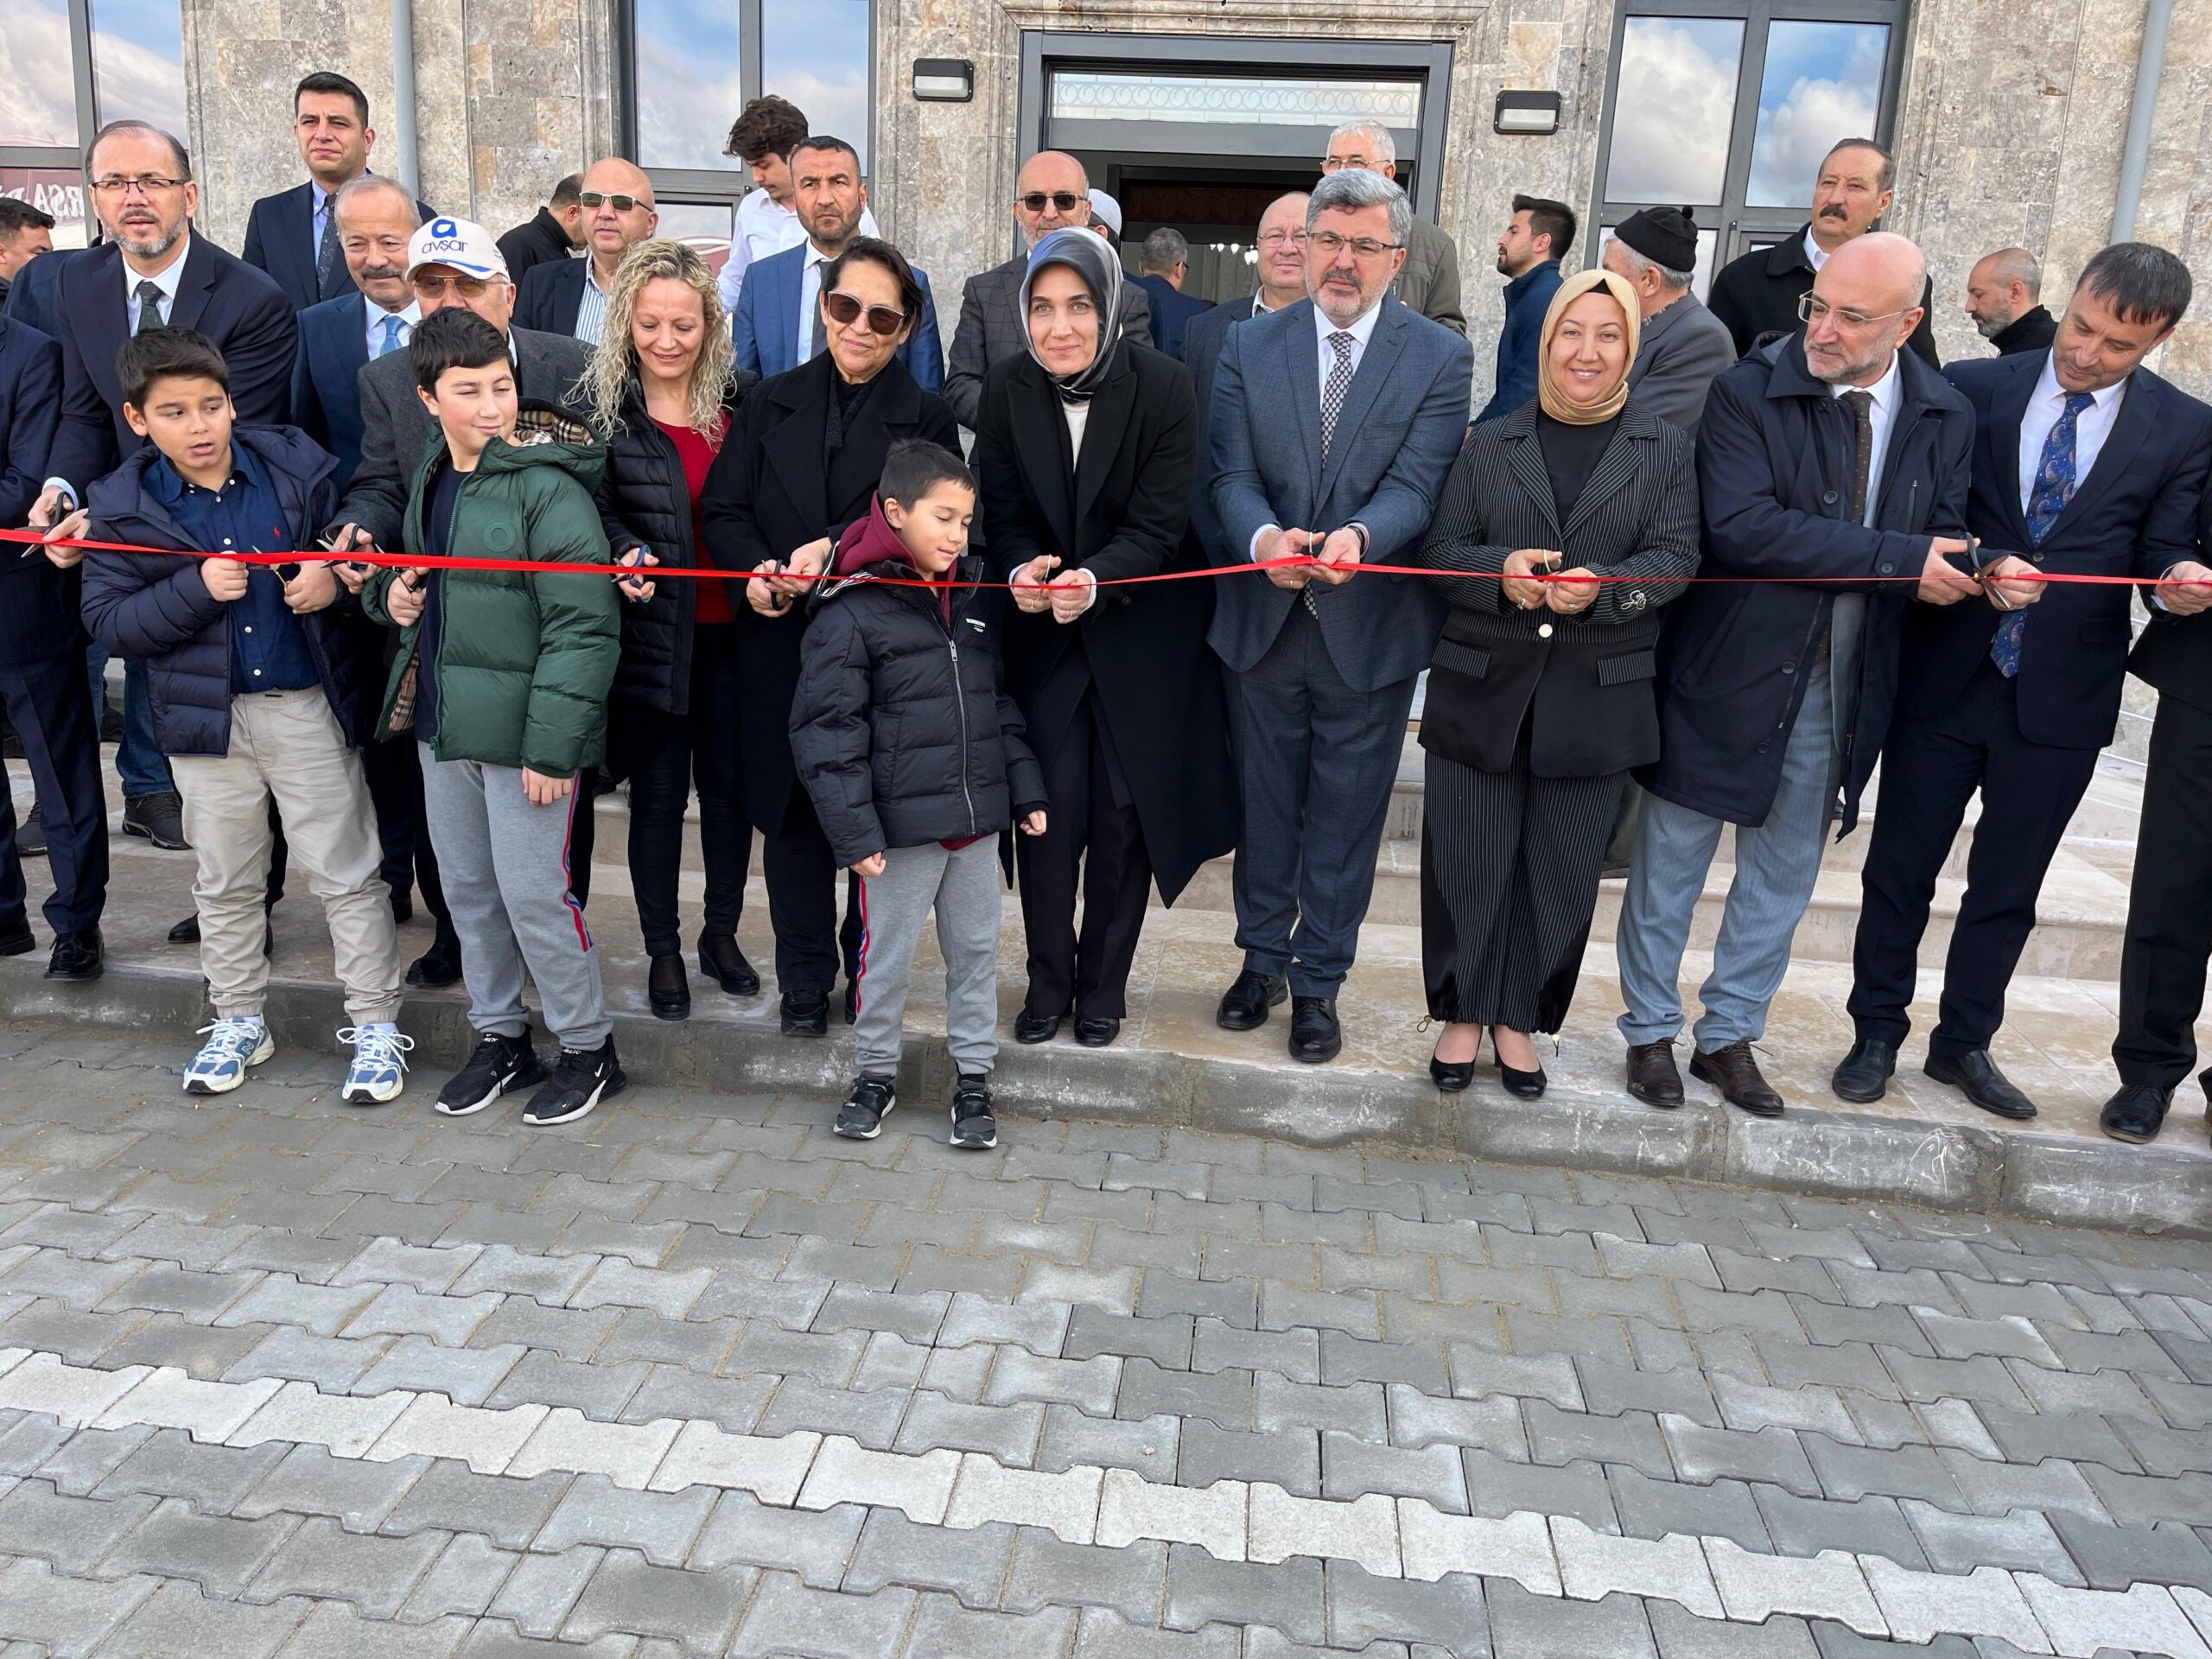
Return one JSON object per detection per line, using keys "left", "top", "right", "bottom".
{"left": 1624, "top": 1041, "right": 1684, "bottom": 1108}
{"left": 1691, "top": 1039, "right": 1784, "bottom": 1117}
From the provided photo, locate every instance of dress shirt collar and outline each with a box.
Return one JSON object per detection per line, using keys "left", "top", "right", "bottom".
{"left": 1313, "top": 295, "right": 1383, "bottom": 353}
{"left": 148, "top": 435, "right": 265, "bottom": 508}
{"left": 2029, "top": 349, "right": 2126, "bottom": 418}
{"left": 1803, "top": 226, "right": 1831, "bottom": 272}
{"left": 367, "top": 296, "right": 421, "bottom": 352}
{"left": 127, "top": 232, "right": 192, "bottom": 303}
{"left": 1830, "top": 348, "right": 1900, "bottom": 416}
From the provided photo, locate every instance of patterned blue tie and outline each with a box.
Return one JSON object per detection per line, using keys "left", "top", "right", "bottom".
{"left": 1993, "top": 391, "right": 2094, "bottom": 677}
{"left": 375, "top": 315, "right": 405, "bottom": 359}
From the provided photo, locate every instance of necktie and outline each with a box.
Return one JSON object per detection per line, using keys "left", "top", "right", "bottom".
{"left": 1305, "top": 331, "right": 1359, "bottom": 618}
{"left": 1993, "top": 391, "right": 2094, "bottom": 677}
{"left": 315, "top": 198, "right": 343, "bottom": 301}
{"left": 375, "top": 315, "right": 405, "bottom": 359}
{"left": 134, "top": 280, "right": 164, "bottom": 334}
{"left": 808, "top": 265, "right": 828, "bottom": 362}
{"left": 1840, "top": 390, "right": 1875, "bottom": 524}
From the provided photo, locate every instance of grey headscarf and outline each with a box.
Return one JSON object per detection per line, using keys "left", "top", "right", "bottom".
{"left": 1018, "top": 226, "right": 1125, "bottom": 404}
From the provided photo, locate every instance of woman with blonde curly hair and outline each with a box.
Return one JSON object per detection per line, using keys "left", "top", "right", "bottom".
{"left": 583, "top": 236, "right": 758, "bottom": 1020}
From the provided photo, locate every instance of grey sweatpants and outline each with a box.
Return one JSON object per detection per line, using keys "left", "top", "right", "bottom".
{"left": 852, "top": 837, "right": 1002, "bottom": 1078}
{"left": 419, "top": 746, "right": 612, "bottom": 1049}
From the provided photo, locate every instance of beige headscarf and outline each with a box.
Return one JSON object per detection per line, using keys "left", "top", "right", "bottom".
{"left": 1536, "top": 268, "right": 1642, "bottom": 426}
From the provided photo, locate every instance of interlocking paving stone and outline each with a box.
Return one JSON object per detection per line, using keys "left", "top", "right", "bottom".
{"left": 238, "top": 1513, "right": 447, "bottom": 1618}
{"left": 842, "top": 1507, "right": 1017, "bottom": 1607}
{"left": 0, "top": 1558, "right": 160, "bottom": 1659}
{"left": 379, "top": 1461, "right": 575, "bottom": 1551}
{"left": 1164, "top": 1545, "right": 1325, "bottom": 1644}
{"left": 727, "top": 1570, "right": 916, "bottom": 1657}
{"left": 534, "top": 1472, "right": 717, "bottom": 1565}
{"left": 232, "top": 1441, "right": 429, "bottom": 1531}
{"left": 1004, "top": 1529, "right": 1170, "bottom": 1625}
{"left": 399, "top": 1532, "right": 522, "bottom": 1620}
{"left": 92, "top": 1577, "right": 312, "bottom": 1659}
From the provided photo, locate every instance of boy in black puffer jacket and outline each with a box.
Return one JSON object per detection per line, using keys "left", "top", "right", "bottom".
{"left": 790, "top": 440, "right": 1047, "bottom": 1149}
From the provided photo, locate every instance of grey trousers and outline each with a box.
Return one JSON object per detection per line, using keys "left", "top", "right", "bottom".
{"left": 419, "top": 746, "right": 611, "bottom": 1050}
{"left": 1616, "top": 664, "right": 1839, "bottom": 1051}
{"left": 852, "top": 837, "right": 1002, "bottom": 1079}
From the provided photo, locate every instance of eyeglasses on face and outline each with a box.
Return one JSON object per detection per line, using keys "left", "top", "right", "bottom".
{"left": 414, "top": 271, "right": 498, "bottom": 299}
{"left": 580, "top": 191, "right": 645, "bottom": 213}
{"left": 1018, "top": 191, "right": 1084, "bottom": 214}
{"left": 90, "top": 175, "right": 187, "bottom": 197}
{"left": 1319, "top": 156, "right": 1377, "bottom": 173}
{"left": 1309, "top": 230, "right": 1402, "bottom": 260}
{"left": 1797, "top": 291, "right": 1909, "bottom": 330}
{"left": 1258, "top": 230, "right": 1309, "bottom": 248}
{"left": 823, "top": 290, "right": 906, "bottom": 336}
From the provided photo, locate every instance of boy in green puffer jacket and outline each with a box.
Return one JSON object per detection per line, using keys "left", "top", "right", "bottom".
{"left": 362, "top": 308, "right": 625, "bottom": 1127}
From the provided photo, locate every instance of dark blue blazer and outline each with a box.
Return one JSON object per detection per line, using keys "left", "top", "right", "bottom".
{"left": 1135, "top": 272, "right": 1211, "bottom": 361}
{"left": 1641, "top": 335, "right": 1972, "bottom": 830}
{"left": 1178, "top": 297, "right": 1255, "bottom": 560}
{"left": 731, "top": 242, "right": 944, "bottom": 395}
{"left": 48, "top": 238, "right": 299, "bottom": 500}
{"left": 290, "top": 290, "right": 387, "bottom": 492}
{"left": 1908, "top": 351, "right": 2212, "bottom": 750}
{"left": 0, "top": 316, "right": 75, "bottom": 665}
{"left": 514, "top": 254, "right": 592, "bottom": 339}
{"left": 242, "top": 180, "right": 436, "bottom": 312}
{"left": 1, "top": 245, "right": 77, "bottom": 339}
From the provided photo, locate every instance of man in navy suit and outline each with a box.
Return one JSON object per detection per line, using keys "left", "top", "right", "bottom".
{"left": 1206, "top": 168, "right": 1472, "bottom": 1063}
{"left": 1133, "top": 228, "right": 1211, "bottom": 360}
{"left": 242, "top": 73, "right": 432, "bottom": 313}
{"left": 731, "top": 135, "right": 943, "bottom": 394}
{"left": 290, "top": 176, "right": 422, "bottom": 492}
{"left": 513, "top": 157, "right": 658, "bottom": 344}
{"left": 31, "top": 120, "right": 298, "bottom": 851}
{"left": 1838, "top": 243, "right": 2212, "bottom": 1122}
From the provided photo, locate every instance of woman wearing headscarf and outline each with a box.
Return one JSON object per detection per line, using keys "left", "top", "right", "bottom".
{"left": 699, "top": 237, "right": 960, "bottom": 1035}
{"left": 1410, "top": 269, "right": 1699, "bottom": 1096}
{"left": 972, "top": 226, "right": 1236, "bottom": 1047}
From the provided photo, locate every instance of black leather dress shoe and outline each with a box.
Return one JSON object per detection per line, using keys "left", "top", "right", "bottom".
{"left": 1288, "top": 996, "right": 1341, "bottom": 1064}
{"left": 1429, "top": 1052, "right": 1476, "bottom": 1092}
{"left": 45, "top": 928, "right": 102, "bottom": 981}
{"left": 1690, "top": 1039, "right": 1784, "bottom": 1117}
{"left": 1014, "top": 1008, "right": 1064, "bottom": 1045}
{"left": 1217, "top": 970, "right": 1287, "bottom": 1032}
{"left": 1923, "top": 1049, "right": 2037, "bottom": 1120}
{"left": 781, "top": 991, "right": 830, "bottom": 1037}
{"left": 1831, "top": 1038, "right": 1897, "bottom": 1104}
{"left": 697, "top": 932, "right": 760, "bottom": 996}
{"left": 0, "top": 917, "right": 35, "bottom": 957}
{"left": 1074, "top": 1015, "right": 1120, "bottom": 1047}
{"left": 168, "top": 913, "right": 200, "bottom": 944}
{"left": 2099, "top": 1081, "right": 2172, "bottom": 1144}
{"left": 1624, "top": 1041, "right": 1684, "bottom": 1108}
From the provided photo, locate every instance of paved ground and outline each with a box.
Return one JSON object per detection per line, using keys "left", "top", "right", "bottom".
{"left": 4, "top": 1019, "right": 2212, "bottom": 1656}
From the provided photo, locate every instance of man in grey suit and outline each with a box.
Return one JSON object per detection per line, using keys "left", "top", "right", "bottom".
{"left": 1208, "top": 168, "right": 1474, "bottom": 1064}
{"left": 1601, "top": 206, "right": 1738, "bottom": 433}
{"left": 943, "top": 149, "right": 1151, "bottom": 429}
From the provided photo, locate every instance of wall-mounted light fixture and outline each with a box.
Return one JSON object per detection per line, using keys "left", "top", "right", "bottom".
{"left": 912, "top": 59, "right": 975, "bottom": 102}
{"left": 1494, "top": 91, "right": 1561, "bottom": 135}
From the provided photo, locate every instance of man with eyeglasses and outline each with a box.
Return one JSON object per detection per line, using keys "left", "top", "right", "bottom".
{"left": 30, "top": 119, "right": 297, "bottom": 857}
{"left": 1206, "top": 168, "right": 1472, "bottom": 1065}
{"left": 1318, "top": 120, "right": 1465, "bottom": 336}
{"left": 514, "top": 158, "right": 658, "bottom": 346}
{"left": 942, "top": 149, "right": 1152, "bottom": 429}
{"left": 1614, "top": 232, "right": 1975, "bottom": 1121}
{"left": 731, "top": 135, "right": 943, "bottom": 392}
{"left": 242, "top": 73, "right": 435, "bottom": 314}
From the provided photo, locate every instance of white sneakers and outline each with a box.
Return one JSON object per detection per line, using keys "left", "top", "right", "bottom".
{"left": 181, "top": 1018, "right": 414, "bottom": 1105}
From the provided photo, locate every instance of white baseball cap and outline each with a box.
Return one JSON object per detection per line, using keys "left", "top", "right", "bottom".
{"left": 1088, "top": 189, "right": 1123, "bottom": 238}
{"left": 406, "top": 215, "right": 509, "bottom": 283}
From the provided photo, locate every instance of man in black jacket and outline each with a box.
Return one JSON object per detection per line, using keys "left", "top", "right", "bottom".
{"left": 1616, "top": 232, "right": 1974, "bottom": 1117}
{"left": 1964, "top": 247, "right": 2059, "bottom": 357}
{"left": 1839, "top": 243, "right": 2212, "bottom": 1124}
{"left": 1707, "top": 138, "right": 1939, "bottom": 369}
{"left": 497, "top": 175, "right": 584, "bottom": 286}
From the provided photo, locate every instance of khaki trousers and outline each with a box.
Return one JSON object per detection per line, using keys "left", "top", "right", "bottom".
{"left": 171, "top": 689, "right": 403, "bottom": 1026}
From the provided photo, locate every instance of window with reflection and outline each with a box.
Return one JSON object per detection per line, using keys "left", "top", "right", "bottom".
{"left": 627, "top": 0, "right": 872, "bottom": 190}
{"left": 1592, "top": 1, "right": 1907, "bottom": 294}
{"left": 1, "top": 0, "right": 81, "bottom": 149}
{"left": 88, "top": 0, "right": 187, "bottom": 135}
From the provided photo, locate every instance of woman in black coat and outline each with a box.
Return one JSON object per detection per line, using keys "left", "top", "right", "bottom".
{"left": 698, "top": 237, "right": 960, "bottom": 1035}
{"left": 972, "top": 226, "right": 1236, "bottom": 1047}
{"left": 1410, "top": 269, "right": 1698, "bottom": 1095}
{"left": 581, "top": 238, "right": 756, "bottom": 1020}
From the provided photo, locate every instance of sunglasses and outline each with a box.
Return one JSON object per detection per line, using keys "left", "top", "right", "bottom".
{"left": 412, "top": 271, "right": 497, "bottom": 298}
{"left": 1018, "top": 191, "right": 1084, "bottom": 214}
{"left": 580, "top": 191, "right": 645, "bottom": 213}
{"left": 823, "top": 290, "right": 906, "bottom": 336}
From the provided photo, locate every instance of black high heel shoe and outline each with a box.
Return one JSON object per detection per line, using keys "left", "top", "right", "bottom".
{"left": 1488, "top": 1027, "right": 1547, "bottom": 1099}
{"left": 648, "top": 953, "right": 691, "bottom": 1020}
{"left": 697, "top": 931, "right": 760, "bottom": 996}
{"left": 1429, "top": 1049, "right": 1477, "bottom": 1092}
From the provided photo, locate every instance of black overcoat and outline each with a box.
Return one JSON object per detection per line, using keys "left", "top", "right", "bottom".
{"left": 971, "top": 340, "right": 1237, "bottom": 904}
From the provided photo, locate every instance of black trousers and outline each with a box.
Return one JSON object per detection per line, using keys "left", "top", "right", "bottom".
{"left": 360, "top": 733, "right": 448, "bottom": 930}
{"left": 616, "top": 626, "right": 750, "bottom": 957}
{"left": 1017, "top": 688, "right": 1152, "bottom": 1020}
{"left": 762, "top": 783, "right": 863, "bottom": 1000}
{"left": 2115, "top": 693, "right": 2212, "bottom": 1091}
{"left": 0, "top": 652, "right": 109, "bottom": 935}
{"left": 1848, "top": 658, "right": 2099, "bottom": 1056}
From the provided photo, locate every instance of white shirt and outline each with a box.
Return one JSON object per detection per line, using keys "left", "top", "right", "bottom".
{"left": 574, "top": 261, "right": 613, "bottom": 346}
{"left": 1831, "top": 350, "right": 1901, "bottom": 523}
{"left": 1245, "top": 299, "right": 1385, "bottom": 559}
{"left": 124, "top": 232, "right": 192, "bottom": 332}
{"left": 1803, "top": 226, "right": 1831, "bottom": 273}
{"left": 2017, "top": 350, "right": 2126, "bottom": 515}
{"left": 718, "top": 188, "right": 880, "bottom": 313}
{"left": 1063, "top": 400, "right": 1090, "bottom": 466}
{"left": 366, "top": 298, "right": 421, "bottom": 359}
{"left": 796, "top": 243, "right": 833, "bottom": 365}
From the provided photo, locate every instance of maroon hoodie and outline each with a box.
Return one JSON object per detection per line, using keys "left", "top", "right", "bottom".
{"left": 832, "top": 495, "right": 951, "bottom": 621}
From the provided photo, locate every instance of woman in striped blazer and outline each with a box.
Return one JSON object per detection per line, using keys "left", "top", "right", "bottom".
{"left": 1411, "top": 269, "right": 1700, "bottom": 1096}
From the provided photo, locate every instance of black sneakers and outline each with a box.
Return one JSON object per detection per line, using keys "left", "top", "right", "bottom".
{"left": 835, "top": 1076, "right": 897, "bottom": 1140}
{"left": 950, "top": 1074, "right": 997, "bottom": 1149}
{"left": 435, "top": 1031, "right": 545, "bottom": 1117}
{"left": 524, "top": 1039, "right": 627, "bottom": 1127}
